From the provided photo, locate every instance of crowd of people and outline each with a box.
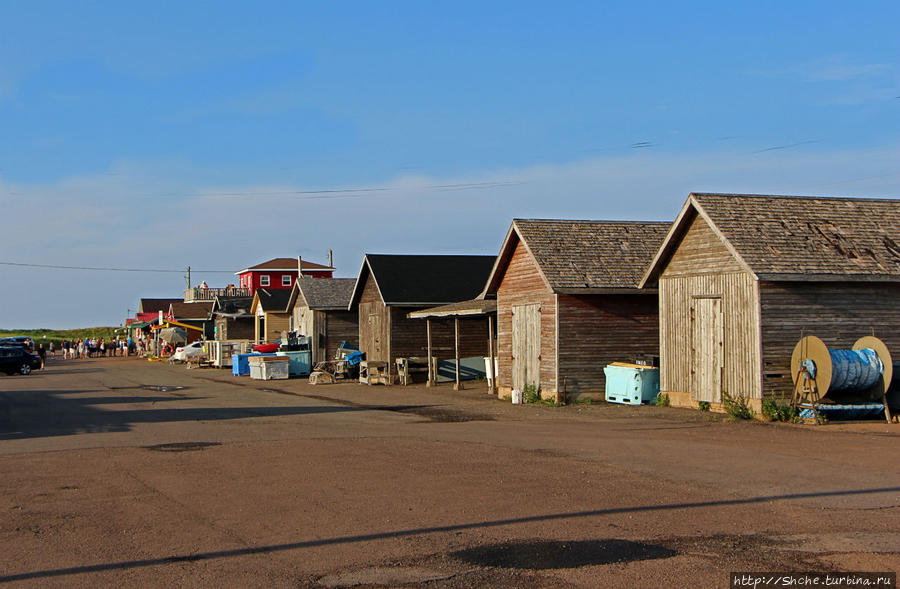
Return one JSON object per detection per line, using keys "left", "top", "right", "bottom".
{"left": 56, "top": 336, "right": 144, "bottom": 360}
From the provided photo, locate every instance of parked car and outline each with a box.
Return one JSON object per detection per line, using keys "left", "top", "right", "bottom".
{"left": 172, "top": 341, "right": 205, "bottom": 363}
{"left": 0, "top": 346, "right": 42, "bottom": 375}
{"left": 0, "top": 337, "right": 34, "bottom": 351}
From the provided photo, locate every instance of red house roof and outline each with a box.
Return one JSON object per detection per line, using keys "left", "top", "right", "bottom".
{"left": 235, "top": 258, "right": 335, "bottom": 275}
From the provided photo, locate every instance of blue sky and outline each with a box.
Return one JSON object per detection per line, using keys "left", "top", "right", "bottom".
{"left": 1, "top": 1, "right": 899, "bottom": 328}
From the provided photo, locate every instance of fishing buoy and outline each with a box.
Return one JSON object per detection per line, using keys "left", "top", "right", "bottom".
{"left": 790, "top": 336, "right": 892, "bottom": 400}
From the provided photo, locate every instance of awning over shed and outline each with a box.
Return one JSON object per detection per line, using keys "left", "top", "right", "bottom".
{"left": 407, "top": 299, "right": 497, "bottom": 319}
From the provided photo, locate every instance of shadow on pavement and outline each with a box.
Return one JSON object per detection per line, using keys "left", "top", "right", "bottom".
{"left": 2, "top": 485, "right": 899, "bottom": 583}
{"left": 0, "top": 389, "right": 405, "bottom": 440}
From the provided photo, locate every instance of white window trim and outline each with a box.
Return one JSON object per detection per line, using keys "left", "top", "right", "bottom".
{"left": 260, "top": 274, "right": 270, "bottom": 287}
{"left": 282, "top": 274, "right": 292, "bottom": 286}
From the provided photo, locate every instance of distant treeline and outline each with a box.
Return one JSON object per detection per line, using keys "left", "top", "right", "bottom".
{"left": 0, "top": 327, "right": 122, "bottom": 344}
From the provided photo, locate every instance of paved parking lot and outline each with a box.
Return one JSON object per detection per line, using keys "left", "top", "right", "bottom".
{"left": 1, "top": 357, "right": 899, "bottom": 587}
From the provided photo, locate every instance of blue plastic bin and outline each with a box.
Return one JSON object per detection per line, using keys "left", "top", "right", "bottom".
{"left": 603, "top": 363, "right": 660, "bottom": 405}
{"left": 275, "top": 350, "right": 312, "bottom": 377}
{"left": 232, "top": 353, "right": 275, "bottom": 376}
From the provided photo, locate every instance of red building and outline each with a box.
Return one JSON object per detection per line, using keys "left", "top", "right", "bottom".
{"left": 236, "top": 257, "right": 335, "bottom": 295}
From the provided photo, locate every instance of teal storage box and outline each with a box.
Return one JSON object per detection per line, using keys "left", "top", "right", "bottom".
{"left": 603, "top": 363, "right": 660, "bottom": 405}
{"left": 275, "top": 350, "right": 312, "bottom": 377}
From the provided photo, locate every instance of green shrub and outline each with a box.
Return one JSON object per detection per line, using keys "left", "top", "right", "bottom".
{"left": 762, "top": 399, "right": 797, "bottom": 422}
{"left": 653, "top": 393, "right": 670, "bottom": 407}
{"left": 722, "top": 392, "right": 753, "bottom": 420}
{"left": 697, "top": 401, "right": 711, "bottom": 412}
{"left": 523, "top": 383, "right": 541, "bottom": 404}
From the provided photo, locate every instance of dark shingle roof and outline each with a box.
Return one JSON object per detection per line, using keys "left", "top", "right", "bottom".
{"left": 254, "top": 288, "right": 292, "bottom": 312}
{"left": 212, "top": 296, "right": 253, "bottom": 315}
{"left": 690, "top": 193, "right": 900, "bottom": 280}
{"left": 139, "top": 298, "right": 182, "bottom": 314}
{"left": 168, "top": 301, "right": 214, "bottom": 320}
{"left": 493, "top": 219, "right": 670, "bottom": 292}
{"left": 296, "top": 278, "right": 356, "bottom": 310}
{"left": 354, "top": 254, "right": 497, "bottom": 306}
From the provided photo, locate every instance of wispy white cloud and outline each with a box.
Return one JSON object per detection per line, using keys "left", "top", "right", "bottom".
{"left": 3, "top": 144, "right": 900, "bottom": 327}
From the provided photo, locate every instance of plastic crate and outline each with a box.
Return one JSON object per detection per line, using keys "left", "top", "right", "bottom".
{"left": 249, "top": 356, "right": 289, "bottom": 380}
{"left": 603, "top": 362, "right": 660, "bottom": 405}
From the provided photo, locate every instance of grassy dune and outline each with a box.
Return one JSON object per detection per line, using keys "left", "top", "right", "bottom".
{"left": 0, "top": 327, "right": 123, "bottom": 343}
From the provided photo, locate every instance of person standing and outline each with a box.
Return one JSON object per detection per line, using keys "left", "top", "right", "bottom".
{"left": 37, "top": 343, "right": 46, "bottom": 369}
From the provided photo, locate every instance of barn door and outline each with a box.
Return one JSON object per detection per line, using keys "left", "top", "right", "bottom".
{"left": 691, "top": 296, "right": 723, "bottom": 403}
{"left": 367, "top": 313, "right": 383, "bottom": 361}
{"left": 511, "top": 304, "right": 541, "bottom": 392}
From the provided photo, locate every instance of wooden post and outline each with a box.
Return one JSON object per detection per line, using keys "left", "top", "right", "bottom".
{"left": 488, "top": 313, "right": 496, "bottom": 395}
{"left": 453, "top": 316, "right": 462, "bottom": 390}
{"left": 426, "top": 318, "right": 433, "bottom": 386}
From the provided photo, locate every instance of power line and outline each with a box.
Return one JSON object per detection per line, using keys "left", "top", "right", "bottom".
{"left": 0, "top": 262, "right": 234, "bottom": 273}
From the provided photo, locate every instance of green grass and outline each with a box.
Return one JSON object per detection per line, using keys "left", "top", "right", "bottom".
{"left": 0, "top": 327, "right": 123, "bottom": 344}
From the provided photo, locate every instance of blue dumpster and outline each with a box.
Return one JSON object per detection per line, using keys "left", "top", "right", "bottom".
{"left": 603, "top": 362, "right": 660, "bottom": 405}
{"left": 232, "top": 353, "right": 275, "bottom": 376}
{"left": 275, "top": 350, "right": 312, "bottom": 377}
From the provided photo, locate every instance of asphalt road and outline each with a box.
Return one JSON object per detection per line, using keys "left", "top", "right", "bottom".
{"left": 1, "top": 357, "right": 898, "bottom": 588}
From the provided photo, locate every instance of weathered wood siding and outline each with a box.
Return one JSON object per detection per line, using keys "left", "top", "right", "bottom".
{"left": 659, "top": 213, "right": 761, "bottom": 400}
{"left": 664, "top": 212, "right": 744, "bottom": 276}
{"left": 323, "top": 310, "right": 359, "bottom": 360}
{"left": 391, "top": 311, "right": 488, "bottom": 360}
{"left": 215, "top": 316, "right": 254, "bottom": 341}
{"left": 659, "top": 274, "right": 761, "bottom": 399}
{"left": 496, "top": 238, "right": 557, "bottom": 393}
{"left": 556, "top": 293, "right": 659, "bottom": 395}
{"left": 357, "top": 273, "right": 390, "bottom": 362}
{"left": 759, "top": 281, "right": 900, "bottom": 399}
{"left": 294, "top": 304, "right": 360, "bottom": 364}
{"left": 262, "top": 312, "right": 291, "bottom": 343}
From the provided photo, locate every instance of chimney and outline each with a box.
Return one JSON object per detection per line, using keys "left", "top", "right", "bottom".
{"left": 297, "top": 255, "right": 303, "bottom": 283}
{"left": 328, "top": 249, "right": 333, "bottom": 268}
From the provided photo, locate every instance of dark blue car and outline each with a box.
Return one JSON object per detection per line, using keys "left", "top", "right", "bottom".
{"left": 0, "top": 346, "right": 41, "bottom": 375}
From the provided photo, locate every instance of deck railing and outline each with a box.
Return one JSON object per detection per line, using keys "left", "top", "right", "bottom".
{"left": 183, "top": 287, "right": 252, "bottom": 302}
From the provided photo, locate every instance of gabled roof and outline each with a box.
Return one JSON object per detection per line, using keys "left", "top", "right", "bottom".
{"left": 235, "top": 257, "right": 335, "bottom": 275}
{"left": 641, "top": 193, "right": 900, "bottom": 286}
{"left": 482, "top": 219, "right": 670, "bottom": 295}
{"left": 289, "top": 277, "right": 356, "bottom": 311}
{"left": 211, "top": 295, "right": 253, "bottom": 315}
{"left": 168, "top": 301, "right": 214, "bottom": 320}
{"left": 250, "top": 288, "right": 293, "bottom": 314}
{"left": 348, "top": 254, "right": 497, "bottom": 308}
{"left": 138, "top": 298, "right": 182, "bottom": 314}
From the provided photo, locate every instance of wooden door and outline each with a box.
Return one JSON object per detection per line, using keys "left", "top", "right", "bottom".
{"left": 367, "top": 313, "right": 383, "bottom": 362}
{"left": 511, "top": 304, "right": 541, "bottom": 392}
{"left": 691, "top": 296, "right": 723, "bottom": 403}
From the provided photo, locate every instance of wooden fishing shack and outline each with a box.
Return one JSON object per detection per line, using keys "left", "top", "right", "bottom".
{"left": 640, "top": 193, "right": 900, "bottom": 413}
{"left": 348, "top": 254, "right": 496, "bottom": 383}
{"left": 288, "top": 277, "right": 359, "bottom": 364}
{"left": 482, "top": 219, "right": 669, "bottom": 401}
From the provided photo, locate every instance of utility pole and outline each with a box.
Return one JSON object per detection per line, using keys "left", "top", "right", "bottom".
{"left": 186, "top": 266, "right": 191, "bottom": 289}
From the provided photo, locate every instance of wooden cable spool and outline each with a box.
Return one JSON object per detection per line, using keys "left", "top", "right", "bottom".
{"left": 791, "top": 335, "right": 892, "bottom": 401}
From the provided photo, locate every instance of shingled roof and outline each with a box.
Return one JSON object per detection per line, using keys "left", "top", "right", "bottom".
{"left": 641, "top": 193, "right": 900, "bottom": 284}
{"left": 290, "top": 278, "right": 356, "bottom": 311}
{"left": 482, "top": 219, "right": 670, "bottom": 295}
{"left": 168, "top": 301, "right": 214, "bottom": 320}
{"left": 139, "top": 298, "right": 182, "bottom": 314}
{"left": 349, "top": 254, "right": 497, "bottom": 307}
{"left": 250, "top": 289, "right": 293, "bottom": 313}
{"left": 235, "top": 257, "right": 334, "bottom": 274}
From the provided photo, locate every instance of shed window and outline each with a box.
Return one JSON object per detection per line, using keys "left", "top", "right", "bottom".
{"left": 260, "top": 275, "right": 270, "bottom": 287}
{"left": 282, "top": 275, "right": 292, "bottom": 286}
